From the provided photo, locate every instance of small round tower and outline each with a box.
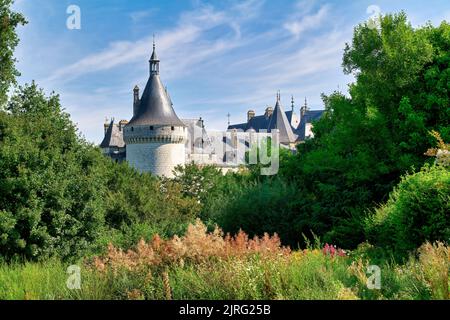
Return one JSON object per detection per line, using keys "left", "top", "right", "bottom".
{"left": 123, "top": 41, "right": 187, "bottom": 178}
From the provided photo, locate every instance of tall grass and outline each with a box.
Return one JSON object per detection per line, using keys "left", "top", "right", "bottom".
{"left": 0, "top": 220, "right": 447, "bottom": 300}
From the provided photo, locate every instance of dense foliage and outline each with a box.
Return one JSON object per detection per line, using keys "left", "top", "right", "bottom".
{"left": 0, "top": 0, "right": 26, "bottom": 107}
{"left": 365, "top": 165, "right": 450, "bottom": 257}
{"left": 287, "top": 14, "right": 449, "bottom": 247}
{"left": 0, "top": 84, "right": 107, "bottom": 260}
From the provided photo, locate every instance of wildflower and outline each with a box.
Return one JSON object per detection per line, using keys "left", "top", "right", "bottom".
{"left": 323, "top": 243, "right": 346, "bottom": 258}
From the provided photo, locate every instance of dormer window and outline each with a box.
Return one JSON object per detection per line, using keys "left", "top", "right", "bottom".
{"left": 150, "top": 126, "right": 154, "bottom": 130}
{"left": 131, "top": 127, "right": 134, "bottom": 132}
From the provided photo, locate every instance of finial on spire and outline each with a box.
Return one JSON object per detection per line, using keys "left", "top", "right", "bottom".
{"left": 276, "top": 90, "right": 281, "bottom": 102}
{"left": 149, "top": 34, "right": 160, "bottom": 76}
{"left": 291, "top": 95, "right": 295, "bottom": 111}
{"left": 227, "top": 113, "right": 231, "bottom": 126}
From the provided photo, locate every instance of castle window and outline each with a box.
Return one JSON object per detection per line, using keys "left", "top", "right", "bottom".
{"left": 171, "top": 126, "right": 175, "bottom": 131}
{"left": 131, "top": 127, "right": 134, "bottom": 132}
{"left": 150, "top": 126, "right": 154, "bottom": 130}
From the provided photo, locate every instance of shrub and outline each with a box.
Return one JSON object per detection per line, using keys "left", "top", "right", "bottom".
{"left": 365, "top": 165, "right": 450, "bottom": 257}
{"left": 0, "top": 84, "right": 107, "bottom": 261}
{"left": 214, "top": 178, "right": 304, "bottom": 248}
{"left": 92, "top": 219, "right": 290, "bottom": 273}
{"left": 104, "top": 161, "right": 199, "bottom": 238}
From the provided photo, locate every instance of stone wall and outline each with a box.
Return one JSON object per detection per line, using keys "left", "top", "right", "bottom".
{"left": 126, "top": 142, "right": 185, "bottom": 178}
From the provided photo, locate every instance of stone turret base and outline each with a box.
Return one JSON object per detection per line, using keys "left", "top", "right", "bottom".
{"left": 126, "top": 142, "right": 185, "bottom": 178}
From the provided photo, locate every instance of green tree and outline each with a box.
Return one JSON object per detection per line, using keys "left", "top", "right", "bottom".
{"left": 277, "top": 13, "right": 449, "bottom": 248}
{"left": 0, "top": 0, "right": 26, "bottom": 107}
{"left": 0, "top": 83, "right": 107, "bottom": 261}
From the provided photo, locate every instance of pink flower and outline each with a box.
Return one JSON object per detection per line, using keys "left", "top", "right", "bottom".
{"left": 323, "top": 244, "right": 346, "bottom": 258}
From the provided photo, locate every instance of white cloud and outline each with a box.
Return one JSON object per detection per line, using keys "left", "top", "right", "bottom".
{"left": 45, "top": 2, "right": 262, "bottom": 84}
{"left": 284, "top": 5, "right": 330, "bottom": 39}
{"left": 129, "top": 9, "right": 158, "bottom": 23}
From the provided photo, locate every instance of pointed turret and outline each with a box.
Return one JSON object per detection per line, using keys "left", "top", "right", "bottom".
{"left": 267, "top": 92, "right": 298, "bottom": 144}
{"left": 124, "top": 38, "right": 187, "bottom": 177}
{"left": 127, "top": 41, "right": 185, "bottom": 127}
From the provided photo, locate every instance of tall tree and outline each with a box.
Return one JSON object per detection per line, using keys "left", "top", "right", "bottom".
{"left": 277, "top": 13, "right": 449, "bottom": 248}
{"left": 0, "top": 0, "right": 26, "bottom": 107}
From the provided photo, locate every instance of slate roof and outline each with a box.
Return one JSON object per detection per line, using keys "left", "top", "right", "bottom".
{"left": 296, "top": 110, "right": 326, "bottom": 140}
{"left": 285, "top": 110, "right": 294, "bottom": 123}
{"left": 227, "top": 102, "right": 325, "bottom": 143}
{"left": 228, "top": 115, "right": 271, "bottom": 132}
{"left": 267, "top": 100, "right": 298, "bottom": 144}
{"left": 100, "top": 120, "right": 126, "bottom": 148}
{"left": 127, "top": 45, "right": 185, "bottom": 127}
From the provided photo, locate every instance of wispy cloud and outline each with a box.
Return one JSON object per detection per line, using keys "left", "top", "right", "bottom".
{"left": 45, "top": 2, "right": 262, "bottom": 84}
{"left": 284, "top": 3, "right": 330, "bottom": 39}
{"left": 129, "top": 9, "right": 158, "bottom": 23}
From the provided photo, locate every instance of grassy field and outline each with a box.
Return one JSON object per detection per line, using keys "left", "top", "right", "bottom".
{"left": 0, "top": 221, "right": 448, "bottom": 300}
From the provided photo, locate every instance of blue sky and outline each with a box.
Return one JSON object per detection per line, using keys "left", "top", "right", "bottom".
{"left": 13, "top": 0, "right": 450, "bottom": 143}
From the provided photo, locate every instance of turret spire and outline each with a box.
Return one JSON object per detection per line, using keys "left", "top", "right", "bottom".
{"left": 149, "top": 35, "right": 160, "bottom": 76}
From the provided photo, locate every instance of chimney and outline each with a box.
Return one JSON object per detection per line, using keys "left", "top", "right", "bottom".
{"left": 119, "top": 120, "right": 128, "bottom": 131}
{"left": 247, "top": 110, "right": 255, "bottom": 122}
{"left": 265, "top": 106, "right": 273, "bottom": 118}
{"left": 133, "top": 85, "right": 140, "bottom": 116}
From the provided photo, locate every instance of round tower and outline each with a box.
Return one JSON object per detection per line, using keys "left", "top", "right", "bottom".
{"left": 123, "top": 40, "right": 187, "bottom": 178}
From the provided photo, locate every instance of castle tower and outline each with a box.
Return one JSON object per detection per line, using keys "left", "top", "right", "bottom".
{"left": 123, "top": 41, "right": 187, "bottom": 177}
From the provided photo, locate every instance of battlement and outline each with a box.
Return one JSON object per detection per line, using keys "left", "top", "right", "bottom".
{"left": 123, "top": 125, "right": 186, "bottom": 144}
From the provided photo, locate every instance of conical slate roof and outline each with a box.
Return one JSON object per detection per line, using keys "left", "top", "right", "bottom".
{"left": 128, "top": 75, "right": 185, "bottom": 126}
{"left": 128, "top": 44, "right": 185, "bottom": 127}
{"left": 267, "top": 99, "right": 298, "bottom": 144}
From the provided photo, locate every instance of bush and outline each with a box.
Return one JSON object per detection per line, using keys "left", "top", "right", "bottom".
{"left": 365, "top": 165, "right": 450, "bottom": 257}
{"left": 0, "top": 84, "right": 107, "bottom": 261}
{"left": 104, "top": 161, "right": 199, "bottom": 238}
{"left": 213, "top": 178, "right": 304, "bottom": 248}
